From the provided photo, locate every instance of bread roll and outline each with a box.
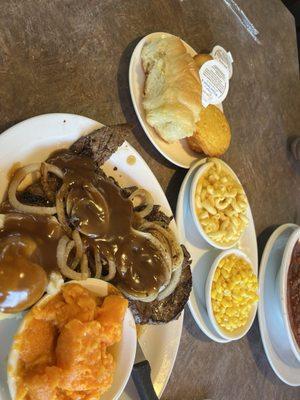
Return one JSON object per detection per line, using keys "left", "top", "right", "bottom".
{"left": 187, "top": 105, "right": 231, "bottom": 156}
{"left": 141, "top": 36, "right": 202, "bottom": 143}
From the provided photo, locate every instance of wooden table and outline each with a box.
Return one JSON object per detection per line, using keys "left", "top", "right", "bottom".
{"left": 0, "top": 0, "right": 300, "bottom": 398}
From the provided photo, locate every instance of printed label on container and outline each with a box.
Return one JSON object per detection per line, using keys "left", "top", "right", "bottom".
{"left": 200, "top": 60, "right": 229, "bottom": 107}
{"left": 211, "top": 45, "right": 233, "bottom": 79}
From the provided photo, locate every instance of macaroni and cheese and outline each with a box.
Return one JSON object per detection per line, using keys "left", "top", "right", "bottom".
{"left": 195, "top": 159, "right": 248, "bottom": 246}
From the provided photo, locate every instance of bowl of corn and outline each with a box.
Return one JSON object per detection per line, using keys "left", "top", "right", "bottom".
{"left": 205, "top": 249, "right": 259, "bottom": 340}
{"left": 190, "top": 158, "right": 249, "bottom": 250}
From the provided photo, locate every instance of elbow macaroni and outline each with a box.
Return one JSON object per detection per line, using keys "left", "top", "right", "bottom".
{"left": 195, "top": 159, "right": 248, "bottom": 246}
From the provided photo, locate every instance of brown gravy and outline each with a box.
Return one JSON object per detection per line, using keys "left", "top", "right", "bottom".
{"left": 50, "top": 151, "right": 168, "bottom": 295}
{"left": 0, "top": 214, "right": 62, "bottom": 313}
{"left": 0, "top": 150, "right": 167, "bottom": 313}
{"left": 287, "top": 240, "right": 300, "bottom": 347}
{"left": 126, "top": 155, "right": 136, "bottom": 165}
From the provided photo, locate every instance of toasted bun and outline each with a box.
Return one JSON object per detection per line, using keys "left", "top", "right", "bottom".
{"left": 141, "top": 36, "right": 202, "bottom": 143}
{"left": 193, "top": 53, "right": 213, "bottom": 69}
{"left": 187, "top": 105, "right": 231, "bottom": 156}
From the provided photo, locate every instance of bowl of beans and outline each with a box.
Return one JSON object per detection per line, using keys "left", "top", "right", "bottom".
{"left": 190, "top": 158, "right": 249, "bottom": 249}
{"left": 276, "top": 227, "right": 300, "bottom": 362}
{"left": 205, "top": 249, "right": 259, "bottom": 340}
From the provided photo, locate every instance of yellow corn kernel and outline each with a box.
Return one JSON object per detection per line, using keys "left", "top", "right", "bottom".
{"left": 223, "top": 262, "right": 232, "bottom": 272}
{"left": 212, "top": 304, "right": 219, "bottom": 313}
{"left": 214, "top": 269, "right": 221, "bottom": 281}
{"left": 216, "top": 285, "right": 223, "bottom": 294}
{"left": 226, "top": 307, "right": 234, "bottom": 317}
{"left": 219, "top": 307, "right": 226, "bottom": 315}
{"left": 232, "top": 287, "right": 241, "bottom": 296}
{"left": 252, "top": 294, "right": 259, "bottom": 302}
{"left": 222, "top": 299, "right": 231, "bottom": 308}
{"left": 211, "top": 289, "right": 217, "bottom": 300}
{"left": 214, "top": 312, "right": 221, "bottom": 320}
{"left": 216, "top": 293, "right": 223, "bottom": 302}
{"left": 221, "top": 269, "right": 229, "bottom": 279}
{"left": 211, "top": 253, "right": 259, "bottom": 333}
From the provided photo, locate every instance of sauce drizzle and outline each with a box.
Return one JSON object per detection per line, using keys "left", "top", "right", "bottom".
{"left": 0, "top": 150, "right": 168, "bottom": 313}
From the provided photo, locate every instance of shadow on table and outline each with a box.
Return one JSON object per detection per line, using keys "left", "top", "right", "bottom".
{"left": 165, "top": 168, "right": 186, "bottom": 215}
{"left": 246, "top": 225, "right": 282, "bottom": 385}
{"left": 183, "top": 306, "right": 211, "bottom": 343}
{"left": 116, "top": 36, "right": 174, "bottom": 169}
{"left": 246, "top": 316, "right": 285, "bottom": 387}
{"left": 257, "top": 225, "right": 279, "bottom": 263}
{"left": 287, "top": 135, "right": 300, "bottom": 177}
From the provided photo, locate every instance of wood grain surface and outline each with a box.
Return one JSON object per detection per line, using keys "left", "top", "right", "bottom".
{"left": 0, "top": 0, "right": 300, "bottom": 399}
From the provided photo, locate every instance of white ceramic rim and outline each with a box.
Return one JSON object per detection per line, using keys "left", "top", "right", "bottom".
{"left": 176, "top": 158, "right": 230, "bottom": 343}
{"left": 176, "top": 158, "right": 258, "bottom": 343}
{"left": 258, "top": 223, "right": 300, "bottom": 386}
{"left": 205, "top": 249, "right": 258, "bottom": 340}
{"left": 0, "top": 113, "right": 184, "bottom": 400}
{"left": 189, "top": 159, "right": 248, "bottom": 250}
{"left": 129, "top": 32, "right": 195, "bottom": 169}
{"left": 278, "top": 227, "right": 300, "bottom": 361}
{"left": 7, "top": 279, "right": 137, "bottom": 400}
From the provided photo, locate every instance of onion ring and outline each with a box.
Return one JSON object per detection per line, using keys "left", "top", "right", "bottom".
{"left": 41, "top": 162, "right": 64, "bottom": 179}
{"left": 71, "top": 230, "right": 83, "bottom": 269}
{"left": 40, "top": 162, "right": 64, "bottom": 202}
{"left": 156, "top": 264, "right": 182, "bottom": 301}
{"left": 131, "top": 228, "right": 172, "bottom": 278}
{"left": 57, "top": 236, "right": 83, "bottom": 280}
{"left": 80, "top": 253, "right": 90, "bottom": 279}
{"left": 118, "top": 286, "right": 159, "bottom": 302}
{"left": 114, "top": 228, "right": 173, "bottom": 301}
{"left": 65, "top": 240, "right": 75, "bottom": 269}
{"left": 66, "top": 187, "right": 80, "bottom": 217}
{"left": 94, "top": 247, "right": 102, "bottom": 279}
{"left": 129, "top": 189, "right": 154, "bottom": 218}
{"left": 102, "top": 259, "right": 116, "bottom": 281}
{"left": 138, "top": 221, "right": 184, "bottom": 271}
{"left": 8, "top": 163, "right": 57, "bottom": 215}
{"left": 56, "top": 183, "right": 72, "bottom": 237}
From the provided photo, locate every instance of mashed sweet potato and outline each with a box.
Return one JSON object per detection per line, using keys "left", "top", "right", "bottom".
{"left": 14, "top": 284, "right": 128, "bottom": 400}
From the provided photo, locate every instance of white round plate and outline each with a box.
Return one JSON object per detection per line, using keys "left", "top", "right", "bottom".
{"left": 0, "top": 113, "right": 183, "bottom": 400}
{"left": 258, "top": 223, "right": 300, "bottom": 386}
{"left": 129, "top": 32, "right": 223, "bottom": 169}
{"left": 176, "top": 159, "right": 258, "bottom": 343}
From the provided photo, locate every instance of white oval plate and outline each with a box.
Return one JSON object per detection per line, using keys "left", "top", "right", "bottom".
{"left": 129, "top": 32, "right": 223, "bottom": 169}
{"left": 258, "top": 223, "right": 300, "bottom": 386}
{"left": 0, "top": 113, "right": 183, "bottom": 400}
{"left": 176, "top": 159, "right": 258, "bottom": 342}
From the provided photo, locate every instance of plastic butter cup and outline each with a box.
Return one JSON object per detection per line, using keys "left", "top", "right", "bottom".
{"left": 199, "top": 45, "right": 233, "bottom": 108}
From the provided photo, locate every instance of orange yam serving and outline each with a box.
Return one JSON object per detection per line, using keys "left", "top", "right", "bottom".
{"left": 14, "top": 284, "right": 128, "bottom": 400}
{"left": 96, "top": 295, "right": 128, "bottom": 345}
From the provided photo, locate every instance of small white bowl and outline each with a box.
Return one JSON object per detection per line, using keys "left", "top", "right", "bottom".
{"left": 189, "top": 159, "right": 248, "bottom": 250}
{"left": 7, "top": 278, "right": 137, "bottom": 400}
{"left": 205, "top": 249, "right": 258, "bottom": 341}
{"left": 276, "top": 227, "right": 300, "bottom": 362}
